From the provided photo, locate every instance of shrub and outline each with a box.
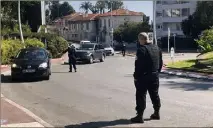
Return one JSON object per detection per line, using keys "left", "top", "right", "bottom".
{"left": 24, "top": 38, "right": 44, "bottom": 48}
{"left": 195, "top": 28, "right": 213, "bottom": 53}
{"left": 1, "top": 39, "right": 24, "bottom": 64}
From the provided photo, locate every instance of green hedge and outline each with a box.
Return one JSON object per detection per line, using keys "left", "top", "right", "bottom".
{"left": 1, "top": 39, "right": 24, "bottom": 64}
{"left": 1, "top": 33, "right": 68, "bottom": 64}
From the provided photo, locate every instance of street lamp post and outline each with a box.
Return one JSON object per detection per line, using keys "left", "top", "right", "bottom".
{"left": 173, "top": 33, "right": 176, "bottom": 52}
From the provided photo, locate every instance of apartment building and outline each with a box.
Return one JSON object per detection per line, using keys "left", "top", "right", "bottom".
{"left": 155, "top": 0, "right": 197, "bottom": 38}
{"left": 54, "top": 9, "right": 144, "bottom": 43}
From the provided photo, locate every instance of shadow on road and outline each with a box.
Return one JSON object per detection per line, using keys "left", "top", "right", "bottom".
{"left": 64, "top": 118, "right": 151, "bottom": 128}
{"left": 160, "top": 74, "right": 213, "bottom": 91}
{"left": 63, "top": 61, "right": 98, "bottom": 65}
{"left": 1, "top": 74, "right": 43, "bottom": 83}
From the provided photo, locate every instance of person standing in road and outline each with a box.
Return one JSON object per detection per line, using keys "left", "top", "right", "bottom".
{"left": 131, "top": 32, "right": 163, "bottom": 123}
{"left": 121, "top": 42, "right": 126, "bottom": 57}
{"left": 68, "top": 45, "right": 77, "bottom": 72}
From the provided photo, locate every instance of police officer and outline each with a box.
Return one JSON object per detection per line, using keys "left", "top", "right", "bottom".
{"left": 68, "top": 45, "right": 77, "bottom": 72}
{"left": 121, "top": 42, "right": 126, "bottom": 57}
{"left": 131, "top": 32, "right": 163, "bottom": 123}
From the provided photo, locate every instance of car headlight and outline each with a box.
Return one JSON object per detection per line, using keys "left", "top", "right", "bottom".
{"left": 39, "top": 62, "right": 48, "bottom": 68}
{"left": 12, "top": 64, "right": 18, "bottom": 68}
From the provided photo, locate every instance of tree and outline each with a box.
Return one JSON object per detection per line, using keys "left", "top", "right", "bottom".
{"left": 195, "top": 28, "right": 213, "bottom": 52}
{"left": 59, "top": 2, "right": 75, "bottom": 16}
{"left": 89, "top": 5, "right": 99, "bottom": 14}
{"left": 96, "top": 0, "right": 107, "bottom": 14}
{"left": 181, "top": 1, "right": 213, "bottom": 39}
{"left": 106, "top": 0, "right": 124, "bottom": 11}
{"left": 49, "top": 1, "right": 75, "bottom": 21}
{"left": 114, "top": 20, "right": 151, "bottom": 43}
{"left": 80, "top": 1, "right": 92, "bottom": 14}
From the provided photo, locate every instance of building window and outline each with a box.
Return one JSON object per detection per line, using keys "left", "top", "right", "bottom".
{"left": 181, "top": 1, "right": 189, "bottom": 4}
{"left": 182, "top": 8, "right": 190, "bottom": 17}
{"left": 99, "top": 20, "right": 102, "bottom": 27}
{"left": 171, "top": 9, "right": 180, "bottom": 17}
{"left": 81, "top": 23, "right": 83, "bottom": 30}
{"left": 157, "top": 24, "right": 162, "bottom": 29}
{"left": 104, "top": 19, "right": 106, "bottom": 27}
{"left": 108, "top": 19, "right": 111, "bottom": 27}
{"left": 163, "top": 9, "right": 172, "bottom": 17}
{"left": 156, "top": 11, "right": 162, "bottom": 17}
{"left": 163, "top": 22, "right": 181, "bottom": 31}
{"left": 86, "top": 22, "right": 89, "bottom": 30}
{"left": 156, "top": 0, "right": 161, "bottom": 4}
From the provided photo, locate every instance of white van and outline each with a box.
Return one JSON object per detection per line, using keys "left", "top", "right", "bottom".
{"left": 80, "top": 40, "right": 91, "bottom": 44}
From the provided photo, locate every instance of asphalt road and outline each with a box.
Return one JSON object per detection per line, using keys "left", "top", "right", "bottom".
{"left": 1, "top": 55, "right": 213, "bottom": 127}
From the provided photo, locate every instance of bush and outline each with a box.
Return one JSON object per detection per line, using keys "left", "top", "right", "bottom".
{"left": 24, "top": 38, "right": 44, "bottom": 48}
{"left": 195, "top": 28, "right": 213, "bottom": 53}
{"left": 1, "top": 38, "right": 45, "bottom": 64}
{"left": 1, "top": 39, "right": 24, "bottom": 64}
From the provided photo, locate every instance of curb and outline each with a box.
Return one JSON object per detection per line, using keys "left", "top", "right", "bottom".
{"left": 161, "top": 69, "right": 213, "bottom": 81}
{"left": 1, "top": 94, "right": 53, "bottom": 127}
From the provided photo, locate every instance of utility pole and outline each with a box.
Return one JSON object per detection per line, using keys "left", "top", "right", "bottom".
{"left": 41, "top": 0, "right": 47, "bottom": 48}
{"left": 18, "top": 0, "right": 24, "bottom": 43}
{"left": 153, "top": 0, "right": 157, "bottom": 45}
{"left": 111, "top": 1, "right": 114, "bottom": 47}
{"left": 168, "top": 27, "right": 170, "bottom": 53}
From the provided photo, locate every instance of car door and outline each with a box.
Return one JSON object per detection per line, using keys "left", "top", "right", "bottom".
{"left": 94, "top": 44, "right": 101, "bottom": 59}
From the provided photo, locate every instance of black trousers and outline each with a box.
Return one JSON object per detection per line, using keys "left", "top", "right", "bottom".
{"left": 134, "top": 73, "right": 161, "bottom": 114}
{"left": 69, "top": 59, "right": 76, "bottom": 71}
{"left": 122, "top": 50, "right": 126, "bottom": 56}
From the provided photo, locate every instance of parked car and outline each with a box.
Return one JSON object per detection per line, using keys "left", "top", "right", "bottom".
{"left": 10, "top": 47, "right": 51, "bottom": 81}
{"left": 114, "top": 43, "right": 123, "bottom": 51}
{"left": 76, "top": 43, "right": 106, "bottom": 64}
{"left": 102, "top": 43, "right": 115, "bottom": 56}
{"left": 80, "top": 40, "right": 91, "bottom": 45}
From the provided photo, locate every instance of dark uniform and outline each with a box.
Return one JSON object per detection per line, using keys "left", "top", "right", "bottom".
{"left": 68, "top": 46, "right": 77, "bottom": 72}
{"left": 121, "top": 43, "right": 126, "bottom": 56}
{"left": 131, "top": 43, "right": 163, "bottom": 123}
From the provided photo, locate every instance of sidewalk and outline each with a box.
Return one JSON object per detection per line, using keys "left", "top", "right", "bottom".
{"left": 1, "top": 94, "right": 52, "bottom": 127}
{"left": 161, "top": 67, "right": 213, "bottom": 81}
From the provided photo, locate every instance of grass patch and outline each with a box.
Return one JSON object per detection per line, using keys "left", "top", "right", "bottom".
{"left": 167, "top": 52, "right": 213, "bottom": 74}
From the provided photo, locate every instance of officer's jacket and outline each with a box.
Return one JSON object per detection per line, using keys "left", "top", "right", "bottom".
{"left": 68, "top": 47, "right": 77, "bottom": 60}
{"left": 133, "top": 43, "right": 163, "bottom": 80}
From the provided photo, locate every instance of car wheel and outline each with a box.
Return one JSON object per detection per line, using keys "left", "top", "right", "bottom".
{"left": 100, "top": 54, "right": 105, "bottom": 62}
{"left": 44, "top": 75, "right": 50, "bottom": 80}
{"left": 89, "top": 55, "right": 94, "bottom": 64}
{"left": 112, "top": 53, "right": 114, "bottom": 56}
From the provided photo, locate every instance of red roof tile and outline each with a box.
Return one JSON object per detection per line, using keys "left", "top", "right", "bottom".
{"left": 98, "top": 9, "right": 144, "bottom": 17}
{"left": 68, "top": 13, "right": 99, "bottom": 21}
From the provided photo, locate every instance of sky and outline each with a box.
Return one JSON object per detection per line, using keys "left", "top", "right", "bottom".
{"left": 67, "top": 1, "right": 153, "bottom": 21}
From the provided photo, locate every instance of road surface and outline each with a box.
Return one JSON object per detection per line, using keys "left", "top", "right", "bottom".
{"left": 1, "top": 55, "right": 213, "bottom": 127}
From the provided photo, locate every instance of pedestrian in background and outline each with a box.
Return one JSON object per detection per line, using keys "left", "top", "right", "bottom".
{"left": 131, "top": 32, "right": 163, "bottom": 123}
{"left": 68, "top": 45, "right": 77, "bottom": 72}
{"left": 121, "top": 42, "right": 126, "bottom": 57}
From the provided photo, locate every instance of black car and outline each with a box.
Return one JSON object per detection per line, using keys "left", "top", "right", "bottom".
{"left": 76, "top": 43, "right": 106, "bottom": 64}
{"left": 10, "top": 47, "right": 51, "bottom": 81}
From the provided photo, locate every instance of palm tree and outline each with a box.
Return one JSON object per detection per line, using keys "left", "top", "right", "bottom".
{"left": 89, "top": 5, "right": 99, "bottom": 14}
{"left": 80, "top": 1, "right": 92, "bottom": 14}
{"left": 95, "top": 0, "right": 107, "bottom": 14}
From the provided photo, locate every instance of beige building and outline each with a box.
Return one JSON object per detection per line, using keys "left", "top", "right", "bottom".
{"left": 54, "top": 9, "right": 145, "bottom": 43}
